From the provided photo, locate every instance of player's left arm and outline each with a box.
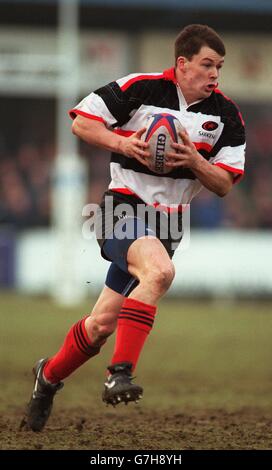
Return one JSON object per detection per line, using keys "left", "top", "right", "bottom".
{"left": 166, "top": 130, "right": 236, "bottom": 197}
{"left": 191, "top": 159, "right": 234, "bottom": 197}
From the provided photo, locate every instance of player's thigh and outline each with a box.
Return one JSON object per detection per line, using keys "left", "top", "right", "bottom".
{"left": 127, "top": 236, "right": 175, "bottom": 281}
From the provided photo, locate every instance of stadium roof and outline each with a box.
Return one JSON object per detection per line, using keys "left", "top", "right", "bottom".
{"left": 4, "top": 0, "right": 272, "bottom": 14}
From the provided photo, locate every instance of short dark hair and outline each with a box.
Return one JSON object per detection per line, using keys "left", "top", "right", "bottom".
{"left": 175, "top": 24, "right": 225, "bottom": 62}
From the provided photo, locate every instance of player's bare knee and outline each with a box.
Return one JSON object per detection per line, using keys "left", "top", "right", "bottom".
{"left": 144, "top": 262, "right": 175, "bottom": 295}
{"left": 155, "top": 264, "right": 175, "bottom": 292}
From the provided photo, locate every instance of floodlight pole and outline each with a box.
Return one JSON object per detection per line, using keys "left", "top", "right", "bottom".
{"left": 51, "top": 0, "right": 88, "bottom": 306}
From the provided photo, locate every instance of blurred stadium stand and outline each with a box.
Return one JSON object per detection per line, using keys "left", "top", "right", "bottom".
{"left": 0, "top": 0, "right": 271, "bottom": 298}
{"left": 2, "top": 1, "right": 272, "bottom": 31}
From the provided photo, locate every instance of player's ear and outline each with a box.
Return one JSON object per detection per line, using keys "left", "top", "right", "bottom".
{"left": 176, "top": 56, "right": 187, "bottom": 72}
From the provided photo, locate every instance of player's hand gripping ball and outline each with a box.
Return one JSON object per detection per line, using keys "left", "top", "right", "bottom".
{"left": 141, "top": 113, "right": 185, "bottom": 174}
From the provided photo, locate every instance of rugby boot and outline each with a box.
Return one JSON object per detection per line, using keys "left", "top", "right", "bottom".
{"left": 102, "top": 362, "right": 143, "bottom": 406}
{"left": 20, "top": 358, "right": 64, "bottom": 432}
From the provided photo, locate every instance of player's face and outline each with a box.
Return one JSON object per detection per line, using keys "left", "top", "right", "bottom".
{"left": 178, "top": 46, "right": 225, "bottom": 102}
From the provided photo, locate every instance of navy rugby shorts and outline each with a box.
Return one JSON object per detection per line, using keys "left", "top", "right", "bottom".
{"left": 95, "top": 190, "right": 183, "bottom": 297}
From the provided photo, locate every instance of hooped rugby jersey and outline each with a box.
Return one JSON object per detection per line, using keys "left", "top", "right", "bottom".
{"left": 69, "top": 67, "right": 245, "bottom": 206}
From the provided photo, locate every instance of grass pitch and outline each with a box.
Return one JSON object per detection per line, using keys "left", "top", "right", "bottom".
{"left": 0, "top": 292, "right": 272, "bottom": 449}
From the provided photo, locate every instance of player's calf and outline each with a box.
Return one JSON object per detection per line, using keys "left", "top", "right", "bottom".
{"left": 85, "top": 312, "right": 117, "bottom": 347}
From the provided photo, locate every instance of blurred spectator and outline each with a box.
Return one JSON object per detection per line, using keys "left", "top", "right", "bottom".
{"left": 251, "top": 166, "right": 272, "bottom": 228}
{"left": 190, "top": 189, "right": 224, "bottom": 228}
{"left": 0, "top": 158, "right": 34, "bottom": 228}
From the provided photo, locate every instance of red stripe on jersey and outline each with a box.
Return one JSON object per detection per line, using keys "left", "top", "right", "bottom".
{"left": 153, "top": 202, "right": 184, "bottom": 213}
{"left": 163, "top": 67, "right": 177, "bottom": 84}
{"left": 111, "top": 188, "right": 137, "bottom": 196}
{"left": 120, "top": 74, "right": 164, "bottom": 91}
{"left": 193, "top": 142, "right": 213, "bottom": 152}
{"left": 111, "top": 188, "right": 188, "bottom": 212}
{"left": 69, "top": 109, "right": 106, "bottom": 123}
{"left": 113, "top": 129, "right": 134, "bottom": 137}
{"left": 214, "top": 89, "right": 245, "bottom": 126}
{"left": 214, "top": 162, "right": 244, "bottom": 184}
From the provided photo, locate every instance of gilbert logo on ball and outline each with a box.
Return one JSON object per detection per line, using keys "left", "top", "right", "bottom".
{"left": 142, "top": 113, "right": 185, "bottom": 174}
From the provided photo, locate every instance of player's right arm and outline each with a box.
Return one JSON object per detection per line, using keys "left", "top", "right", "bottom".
{"left": 72, "top": 115, "right": 150, "bottom": 164}
{"left": 70, "top": 76, "right": 152, "bottom": 165}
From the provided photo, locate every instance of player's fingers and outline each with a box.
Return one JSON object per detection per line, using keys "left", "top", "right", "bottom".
{"left": 166, "top": 150, "right": 185, "bottom": 160}
{"left": 171, "top": 142, "right": 186, "bottom": 152}
{"left": 131, "top": 136, "right": 149, "bottom": 149}
{"left": 165, "top": 160, "right": 186, "bottom": 167}
{"left": 134, "top": 154, "right": 149, "bottom": 166}
{"left": 134, "top": 127, "right": 147, "bottom": 138}
{"left": 179, "top": 130, "right": 193, "bottom": 147}
{"left": 137, "top": 140, "right": 149, "bottom": 149}
{"left": 135, "top": 148, "right": 151, "bottom": 158}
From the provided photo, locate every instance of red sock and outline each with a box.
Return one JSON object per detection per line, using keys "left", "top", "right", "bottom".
{"left": 43, "top": 317, "right": 102, "bottom": 384}
{"left": 110, "top": 298, "right": 157, "bottom": 371}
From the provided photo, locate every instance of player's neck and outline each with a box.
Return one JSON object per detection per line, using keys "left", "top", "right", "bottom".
{"left": 176, "top": 69, "right": 199, "bottom": 106}
{"left": 177, "top": 83, "right": 196, "bottom": 106}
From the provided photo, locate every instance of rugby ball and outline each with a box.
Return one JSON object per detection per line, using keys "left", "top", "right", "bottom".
{"left": 142, "top": 113, "right": 185, "bottom": 174}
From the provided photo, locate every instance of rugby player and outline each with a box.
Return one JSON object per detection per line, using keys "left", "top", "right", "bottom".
{"left": 21, "top": 24, "right": 245, "bottom": 432}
